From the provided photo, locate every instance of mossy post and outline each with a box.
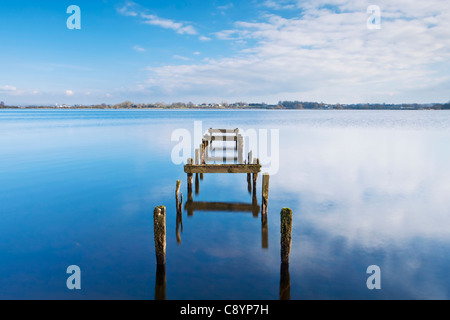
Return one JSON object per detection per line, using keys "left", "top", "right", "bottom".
{"left": 200, "top": 144, "right": 204, "bottom": 165}
{"left": 247, "top": 151, "right": 253, "bottom": 194}
{"left": 154, "top": 206, "right": 166, "bottom": 265}
{"left": 176, "top": 180, "right": 181, "bottom": 199}
{"left": 237, "top": 135, "right": 244, "bottom": 164}
{"left": 176, "top": 180, "right": 183, "bottom": 244}
{"left": 252, "top": 158, "right": 259, "bottom": 196}
{"left": 280, "top": 208, "right": 293, "bottom": 264}
{"left": 261, "top": 173, "right": 269, "bottom": 249}
{"left": 187, "top": 158, "right": 193, "bottom": 202}
{"left": 195, "top": 173, "right": 200, "bottom": 195}
{"left": 195, "top": 149, "right": 200, "bottom": 165}
{"left": 262, "top": 173, "right": 270, "bottom": 216}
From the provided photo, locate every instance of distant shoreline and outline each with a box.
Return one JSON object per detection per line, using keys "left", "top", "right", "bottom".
{"left": 1, "top": 100, "right": 449, "bottom": 111}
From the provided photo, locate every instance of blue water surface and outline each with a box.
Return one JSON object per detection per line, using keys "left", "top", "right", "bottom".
{"left": 1, "top": 109, "right": 450, "bottom": 300}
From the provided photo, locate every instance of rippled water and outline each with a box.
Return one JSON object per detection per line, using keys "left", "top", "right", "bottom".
{"left": 1, "top": 109, "right": 450, "bottom": 300}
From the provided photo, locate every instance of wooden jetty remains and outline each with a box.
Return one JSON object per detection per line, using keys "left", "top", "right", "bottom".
{"left": 183, "top": 128, "right": 270, "bottom": 249}
{"left": 185, "top": 128, "right": 262, "bottom": 193}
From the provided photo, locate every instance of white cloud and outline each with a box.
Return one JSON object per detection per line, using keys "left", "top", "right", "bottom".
{"left": 65, "top": 90, "right": 74, "bottom": 96}
{"left": 138, "top": 0, "right": 450, "bottom": 104}
{"left": 0, "top": 85, "right": 17, "bottom": 92}
{"left": 117, "top": 1, "right": 139, "bottom": 17}
{"left": 117, "top": 2, "right": 198, "bottom": 36}
{"left": 218, "top": 3, "right": 234, "bottom": 11}
{"left": 199, "top": 35, "right": 212, "bottom": 41}
{"left": 261, "top": 0, "right": 296, "bottom": 10}
{"left": 133, "top": 45, "right": 146, "bottom": 52}
{"left": 141, "top": 14, "right": 197, "bottom": 35}
{"left": 173, "top": 55, "right": 191, "bottom": 61}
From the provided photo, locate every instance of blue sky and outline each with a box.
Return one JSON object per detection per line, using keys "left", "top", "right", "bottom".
{"left": 1, "top": 0, "right": 449, "bottom": 105}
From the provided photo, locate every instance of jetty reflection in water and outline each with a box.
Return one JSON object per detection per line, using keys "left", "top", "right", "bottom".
{"left": 169, "top": 177, "right": 289, "bottom": 300}
{"left": 181, "top": 173, "right": 265, "bottom": 248}
{"left": 162, "top": 136, "right": 290, "bottom": 301}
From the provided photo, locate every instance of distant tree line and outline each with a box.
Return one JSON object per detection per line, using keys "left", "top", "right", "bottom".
{"left": 277, "top": 101, "right": 450, "bottom": 110}
{"left": 1, "top": 100, "right": 449, "bottom": 110}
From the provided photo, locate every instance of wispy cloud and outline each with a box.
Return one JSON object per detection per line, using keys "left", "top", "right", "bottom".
{"left": 117, "top": 1, "right": 198, "bottom": 35}
{"left": 0, "top": 85, "right": 18, "bottom": 92}
{"left": 199, "top": 35, "right": 212, "bottom": 42}
{"left": 117, "top": 1, "right": 138, "bottom": 17}
{"left": 173, "top": 55, "right": 191, "bottom": 61}
{"left": 133, "top": 45, "right": 146, "bottom": 52}
{"left": 218, "top": 3, "right": 234, "bottom": 11}
{"left": 141, "top": 14, "right": 197, "bottom": 35}
{"left": 137, "top": 0, "right": 450, "bottom": 103}
{"left": 260, "top": 0, "right": 296, "bottom": 10}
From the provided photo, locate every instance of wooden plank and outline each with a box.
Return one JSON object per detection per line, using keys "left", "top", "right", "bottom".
{"left": 205, "top": 156, "right": 238, "bottom": 162}
{"left": 184, "top": 164, "right": 261, "bottom": 174}
{"left": 185, "top": 201, "right": 260, "bottom": 213}
{"left": 209, "top": 129, "right": 239, "bottom": 134}
{"left": 203, "top": 135, "right": 238, "bottom": 142}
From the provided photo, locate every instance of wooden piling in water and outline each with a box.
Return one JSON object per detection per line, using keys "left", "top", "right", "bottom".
{"left": 247, "top": 151, "right": 253, "bottom": 193}
{"left": 176, "top": 180, "right": 181, "bottom": 198}
{"left": 154, "top": 206, "right": 166, "bottom": 265}
{"left": 176, "top": 180, "right": 183, "bottom": 244}
{"left": 195, "top": 149, "right": 200, "bottom": 165}
{"left": 252, "top": 158, "right": 259, "bottom": 195}
{"left": 262, "top": 173, "right": 270, "bottom": 216}
{"left": 195, "top": 173, "right": 200, "bottom": 195}
{"left": 237, "top": 135, "right": 244, "bottom": 164}
{"left": 280, "top": 208, "right": 293, "bottom": 264}
{"left": 187, "top": 158, "right": 193, "bottom": 202}
{"left": 200, "top": 144, "right": 204, "bottom": 164}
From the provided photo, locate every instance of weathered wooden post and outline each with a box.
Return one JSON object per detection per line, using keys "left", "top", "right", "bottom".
{"left": 261, "top": 173, "right": 269, "bottom": 249}
{"left": 195, "top": 149, "right": 200, "bottom": 165}
{"left": 200, "top": 144, "right": 204, "bottom": 164}
{"left": 195, "top": 173, "right": 200, "bottom": 195}
{"left": 281, "top": 208, "right": 293, "bottom": 264}
{"left": 237, "top": 135, "right": 244, "bottom": 164}
{"left": 262, "top": 173, "right": 270, "bottom": 216}
{"left": 176, "top": 180, "right": 181, "bottom": 199}
{"left": 154, "top": 206, "right": 166, "bottom": 265}
{"left": 187, "top": 158, "right": 193, "bottom": 202}
{"left": 247, "top": 151, "right": 253, "bottom": 193}
{"left": 209, "top": 128, "right": 213, "bottom": 151}
{"left": 252, "top": 158, "right": 259, "bottom": 195}
{"left": 176, "top": 180, "right": 183, "bottom": 244}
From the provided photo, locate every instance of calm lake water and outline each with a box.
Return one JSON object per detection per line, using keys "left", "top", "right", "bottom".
{"left": 1, "top": 109, "right": 450, "bottom": 300}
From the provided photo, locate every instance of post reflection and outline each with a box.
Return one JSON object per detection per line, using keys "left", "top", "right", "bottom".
{"left": 176, "top": 180, "right": 183, "bottom": 244}
{"left": 155, "top": 264, "right": 166, "bottom": 300}
{"left": 279, "top": 263, "right": 291, "bottom": 300}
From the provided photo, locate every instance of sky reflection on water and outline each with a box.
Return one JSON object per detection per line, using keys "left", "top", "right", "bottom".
{"left": 0, "top": 110, "right": 450, "bottom": 299}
